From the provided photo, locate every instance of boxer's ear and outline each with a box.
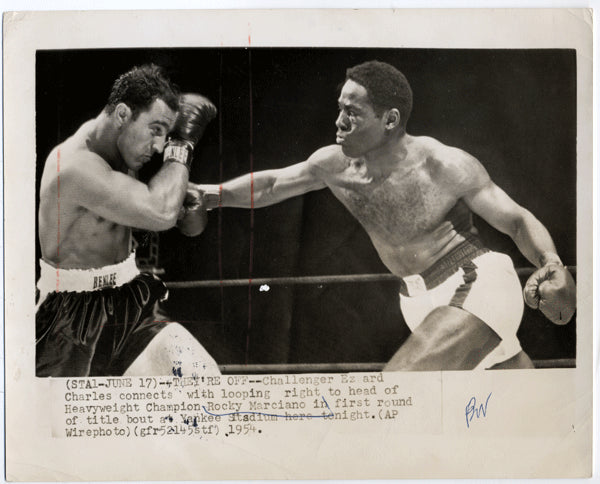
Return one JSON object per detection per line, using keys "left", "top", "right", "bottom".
{"left": 384, "top": 108, "right": 401, "bottom": 130}
{"left": 115, "top": 103, "right": 132, "bottom": 127}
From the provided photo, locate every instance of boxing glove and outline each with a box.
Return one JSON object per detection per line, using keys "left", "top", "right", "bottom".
{"left": 523, "top": 253, "right": 576, "bottom": 325}
{"left": 177, "top": 186, "right": 208, "bottom": 237}
{"left": 164, "top": 93, "right": 217, "bottom": 170}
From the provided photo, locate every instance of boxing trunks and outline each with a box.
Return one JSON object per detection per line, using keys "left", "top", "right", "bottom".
{"left": 398, "top": 235, "right": 524, "bottom": 369}
{"left": 36, "top": 253, "right": 169, "bottom": 377}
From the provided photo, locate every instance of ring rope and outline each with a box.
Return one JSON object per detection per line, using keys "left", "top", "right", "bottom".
{"left": 165, "top": 265, "right": 576, "bottom": 289}
{"left": 218, "top": 358, "right": 576, "bottom": 374}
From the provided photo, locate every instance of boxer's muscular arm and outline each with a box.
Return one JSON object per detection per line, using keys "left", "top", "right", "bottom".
{"left": 450, "top": 149, "right": 558, "bottom": 268}
{"left": 198, "top": 147, "right": 332, "bottom": 209}
{"left": 62, "top": 152, "right": 188, "bottom": 231}
{"left": 219, "top": 161, "right": 325, "bottom": 208}
{"left": 456, "top": 149, "right": 575, "bottom": 324}
{"left": 467, "top": 181, "right": 558, "bottom": 267}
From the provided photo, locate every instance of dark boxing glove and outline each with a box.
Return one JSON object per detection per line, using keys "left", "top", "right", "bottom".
{"left": 523, "top": 253, "right": 576, "bottom": 325}
{"left": 177, "top": 185, "right": 208, "bottom": 237}
{"left": 164, "top": 93, "right": 217, "bottom": 170}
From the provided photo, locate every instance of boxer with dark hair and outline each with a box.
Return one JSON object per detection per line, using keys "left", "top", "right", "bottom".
{"left": 36, "top": 64, "right": 218, "bottom": 377}
{"left": 194, "top": 60, "right": 575, "bottom": 371}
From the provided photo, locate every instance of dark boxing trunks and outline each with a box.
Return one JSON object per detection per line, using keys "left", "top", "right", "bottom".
{"left": 36, "top": 273, "right": 168, "bottom": 377}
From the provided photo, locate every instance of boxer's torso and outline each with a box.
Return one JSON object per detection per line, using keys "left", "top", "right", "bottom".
{"left": 318, "top": 136, "right": 476, "bottom": 276}
{"left": 39, "top": 120, "right": 131, "bottom": 270}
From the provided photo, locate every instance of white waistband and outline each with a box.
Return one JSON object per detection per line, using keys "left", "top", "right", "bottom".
{"left": 475, "top": 338, "right": 523, "bottom": 370}
{"left": 37, "top": 252, "right": 140, "bottom": 303}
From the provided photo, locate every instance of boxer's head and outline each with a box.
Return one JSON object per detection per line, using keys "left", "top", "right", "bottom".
{"left": 345, "top": 61, "right": 413, "bottom": 130}
{"left": 336, "top": 61, "right": 413, "bottom": 158}
{"left": 106, "top": 64, "right": 179, "bottom": 170}
{"left": 105, "top": 64, "right": 180, "bottom": 119}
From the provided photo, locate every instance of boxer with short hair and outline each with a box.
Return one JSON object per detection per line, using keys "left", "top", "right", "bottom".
{"left": 36, "top": 64, "right": 218, "bottom": 377}
{"left": 194, "top": 60, "right": 576, "bottom": 370}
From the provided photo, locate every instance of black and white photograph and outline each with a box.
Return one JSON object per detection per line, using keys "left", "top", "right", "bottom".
{"left": 36, "top": 48, "right": 577, "bottom": 376}
{"left": 35, "top": 47, "right": 577, "bottom": 375}
{"left": 5, "top": 8, "right": 594, "bottom": 481}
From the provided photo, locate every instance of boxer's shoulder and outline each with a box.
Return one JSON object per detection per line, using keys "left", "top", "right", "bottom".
{"left": 41, "top": 140, "right": 81, "bottom": 186}
{"left": 63, "top": 145, "right": 113, "bottom": 177}
{"left": 306, "top": 144, "right": 347, "bottom": 173}
{"left": 411, "top": 136, "right": 488, "bottom": 189}
{"left": 410, "top": 135, "right": 462, "bottom": 165}
{"left": 43, "top": 145, "right": 116, "bottom": 207}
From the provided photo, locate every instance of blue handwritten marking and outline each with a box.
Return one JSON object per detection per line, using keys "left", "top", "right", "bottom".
{"left": 465, "top": 392, "right": 492, "bottom": 428}
{"left": 202, "top": 396, "right": 334, "bottom": 419}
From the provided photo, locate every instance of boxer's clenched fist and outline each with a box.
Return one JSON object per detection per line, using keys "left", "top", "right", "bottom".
{"left": 186, "top": 182, "right": 221, "bottom": 210}
{"left": 174, "top": 93, "right": 217, "bottom": 146}
{"left": 164, "top": 93, "right": 217, "bottom": 170}
{"left": 523, "top": 254, "right": 576, "bottom": 325}
{"left": 177, "top": 186, "right": 208, "bottom": 237}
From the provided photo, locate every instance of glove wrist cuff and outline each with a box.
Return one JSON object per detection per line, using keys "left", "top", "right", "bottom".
{"left": 164, "top": 139, "right": 194, "bottom": 171}
{"left": 204, "top": 186, "right": 222, "bottom": 211}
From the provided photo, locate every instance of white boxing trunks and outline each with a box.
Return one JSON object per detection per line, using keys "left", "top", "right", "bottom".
{"left": 399, "top": 248, "right": 524, "bottom": 369}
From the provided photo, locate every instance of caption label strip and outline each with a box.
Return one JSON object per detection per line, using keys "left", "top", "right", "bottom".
{"left": 51, "top": 373, "right": 442, "bottom": 439}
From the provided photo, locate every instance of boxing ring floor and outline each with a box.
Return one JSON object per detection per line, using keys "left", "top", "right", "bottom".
{"left": 162, "top": 266, "right": 577, "bottom": 373}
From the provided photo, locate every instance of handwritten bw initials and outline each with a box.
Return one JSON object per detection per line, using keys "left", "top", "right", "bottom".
{"left": 465, "top": 392, "right": 492, "bottom": 428}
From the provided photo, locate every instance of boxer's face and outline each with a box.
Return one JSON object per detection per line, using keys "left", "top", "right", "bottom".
{"left": 335, "top": 80, "right": 387, "bottom": 158}
{"left": 116, "top": 98, "right": 177, "bottom": 171}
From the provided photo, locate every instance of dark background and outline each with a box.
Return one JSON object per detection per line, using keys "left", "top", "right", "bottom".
{"left": 36, "top": 48, "right": 577, "bottom": 366}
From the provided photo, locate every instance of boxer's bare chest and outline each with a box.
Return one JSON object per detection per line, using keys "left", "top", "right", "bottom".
{"left": 68, "top": 211, "right": 130, "bottom": 267}
{"left": 328, "top": 158, "right": 458, "bottom": 245}
{"left": 39, "top": 125, "right": 132, "bottom": 267}
{"left": 41, "top": 199, "right": 130, "bottom": 268}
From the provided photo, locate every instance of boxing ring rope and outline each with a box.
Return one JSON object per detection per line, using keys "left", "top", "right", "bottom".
{"left": 218, "top": 359, "right": 576, "bottom": 373}
{"left": 165, "top": 266, "right": 576, "bottom": 289}
{"left": 163, "top": 266, "right": 577, "bottom": 371}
